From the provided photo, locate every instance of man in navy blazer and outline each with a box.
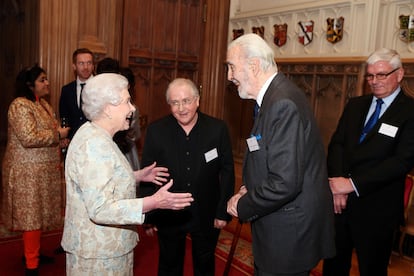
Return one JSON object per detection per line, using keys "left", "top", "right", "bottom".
{"left": 323, "top": 48, "right": 414, "bottom": 275}
{"left": 59, "top": 48, "right": 94, "bottom": 140}
{"left": 140, "top": 78, "right": 235, "bottom": 276}
{"left": 226, "top": 34, "right": 335, "bottom": 275}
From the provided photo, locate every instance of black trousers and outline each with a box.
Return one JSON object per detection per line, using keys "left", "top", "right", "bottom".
{"left": 323, "top": 213, "right": 395, "bottom": 276}
{"left": 157, "top": 227, "right": 220, "bottom": 276}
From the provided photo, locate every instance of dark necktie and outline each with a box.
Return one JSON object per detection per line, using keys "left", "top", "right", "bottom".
{"left": 359, "top": 98, "right": 384, "bottom": 143}
{"left": 253, "top": 103, "right": 260, "bottom": 120}
{"left": 79, "top": 83, "right": 85, "bottom": 109}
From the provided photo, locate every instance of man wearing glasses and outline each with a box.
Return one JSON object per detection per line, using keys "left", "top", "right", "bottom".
{"left": 324, "top": 48, "right": 414, "bottom": 275}
{"left": 139, "top": 78, "right": 235, "bottom": 276}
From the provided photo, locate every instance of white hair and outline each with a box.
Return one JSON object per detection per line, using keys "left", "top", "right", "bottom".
{"left": 228, "top": 33, "right": 277, "bottom": 72}
{"left": 366, "top": 48, "right": 402, "bottom": 69}
{"left": 82, "top": 73, "right": 129, "bottom": 121}
{"left": 165, "top": 78, "right": 199, "bottom": 102}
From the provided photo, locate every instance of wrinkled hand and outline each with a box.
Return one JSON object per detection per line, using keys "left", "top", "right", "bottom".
{"left": 152, "top": 180, "right": 194, "bottom": 210}
{"left": 227, "top": 185, "right": 247, "bottom": 217}
{"left": 59, "top": 138, "right": 70, "bottom": 148}
{"left": 214, "top": 219, "right": 228, "bottom": 229}
{"left": 142, "top": 224, "right": 158, "bottom": 237}
{"left": 329, "top": 177, "right": 354, "bottom": 214}
{"left": 333, "top": 194, "right": 348, "bottom": 214}
{"left": 134, "top": 162, "right": 169, "bottom": 185}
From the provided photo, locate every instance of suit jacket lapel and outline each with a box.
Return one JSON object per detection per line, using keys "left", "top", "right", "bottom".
{"left": 362, "top": 90, "right": 405, "bottom": 142}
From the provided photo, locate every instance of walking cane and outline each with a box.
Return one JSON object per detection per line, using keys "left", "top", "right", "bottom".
{"left": 223, "top": 221, "right": 243, "bottom": 276}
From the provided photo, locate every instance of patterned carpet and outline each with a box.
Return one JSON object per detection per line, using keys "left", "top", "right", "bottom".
{"left": 216, "top": 229, "right": 254, "bottom": 275}
{"left": 215, "top": 229, "right": 323, "bottom": 276}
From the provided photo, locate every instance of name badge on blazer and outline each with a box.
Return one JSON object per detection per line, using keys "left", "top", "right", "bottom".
{"left": 205, "top": 148, "right": 218, "bottom": 163}
{"left": 378, "top": 123, "right": 398, "bottom": 138}
{"left": 247, "top": 134, "right": 261, "bottom": 152}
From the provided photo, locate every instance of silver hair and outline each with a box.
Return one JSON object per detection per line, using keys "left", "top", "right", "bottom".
{"left": 82, "top": 73, "right": 129, "bottom": 121}
{"left": 165, "top": 78, "right": 200, "bottom": 102}
{"left": 228, "top": 33, "right": 277, "bottom": 72}
{"left": 366, "top": 48, "right": 402, "bottom": 69}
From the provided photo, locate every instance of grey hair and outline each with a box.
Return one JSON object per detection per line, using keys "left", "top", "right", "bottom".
{"left": 366, "top": 48, "right": 402, "bottom": 69}
{"left": 228, "top": 33, "right": 277, "bottom": 72}
{"left": 82, "top": 73, "right": 129, "bottom": 121}
{"left": 165, "top": 78, "right": 199, "bottom": 102}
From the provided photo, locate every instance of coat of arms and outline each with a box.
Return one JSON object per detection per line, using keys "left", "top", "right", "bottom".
{"left": 252, "top": 26, "right": 265, "bottom": 39}
{"left": 399, "top": 15, "right": 414, "bottom": 42}
{"left": 326, "top": 17, "right": 344, "bottom": 43}
{"left": 298, "top": 21, "right": 314, "bottom": 46}
{"left": 273, "top": 24, "right": 288, "bottom": 47}
{"left": 232, "top": 29, "right": 244, "bottom": 40}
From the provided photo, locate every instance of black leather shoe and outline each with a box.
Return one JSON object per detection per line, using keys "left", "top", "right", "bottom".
{"left": 25, "top": 268, "right": 39, "bottom": 276}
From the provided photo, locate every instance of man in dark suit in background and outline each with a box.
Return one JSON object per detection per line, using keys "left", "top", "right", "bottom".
{"left": 226, "top": 33, "right": 335, "bottom": 276}
{"left": 59, "top": 48, "right": 94, "bottom": 140}
{"left": 323, "top": 48, "right": 414, "bottom": 276}
{"left": 140, "top": 78, "right": 235, "bottom": 276}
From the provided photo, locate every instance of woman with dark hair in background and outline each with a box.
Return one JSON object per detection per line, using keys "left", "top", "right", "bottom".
{"left": 2, "top": 65, "right": 69, "bottom": 276}
{"left": 96, "top": 57, "right": 141, "bottom": 172}
{"left": 116, "top": 66, "right": 141, "bottom": 171}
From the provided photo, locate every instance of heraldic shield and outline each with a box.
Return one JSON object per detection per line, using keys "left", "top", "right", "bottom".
{"left": 399, "top": 15, "right": 414, "bottom": 42}
{"left": 233, "top": 29, "right": 244, "bottom": 40}
{"left": 327, "top": 17, "right": 344, "bottom": 43}
{"left": 252, "top": 26, "right": 265, "bottom": 39}
{"left": 274, "top": 24, "right": 288, "bottom": 47}
{"left": 298, "top": 21, "right": 314, "bottom": 46}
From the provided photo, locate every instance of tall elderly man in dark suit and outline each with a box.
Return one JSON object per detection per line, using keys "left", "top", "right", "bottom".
{"left": 226, "top": 33, "right": 335, "bottom": 276}
{"left": 323, "top": 48, "right": 414, "bottom": 276}
{"left": 140, "top": 78, "right": 235, "bottom": 276}
{"left": 59, "top": 48, "right": 94, "bottom": 140}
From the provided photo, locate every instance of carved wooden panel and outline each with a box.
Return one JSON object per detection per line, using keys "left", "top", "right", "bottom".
{"left": 281, "top": 62, "right": 364, "bottom": 149}
{"left": 224, "top": 60, "right": 366, "bottom": 159}
{"left": 123, "top": 0, "right": 205, "bottom": 143}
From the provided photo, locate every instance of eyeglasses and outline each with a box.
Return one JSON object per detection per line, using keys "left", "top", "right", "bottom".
{"left": 365, "top": 67, "right": 400, "bottom": 81}
{"left": 168, "top": 96, "right": 198, "bottom": 108}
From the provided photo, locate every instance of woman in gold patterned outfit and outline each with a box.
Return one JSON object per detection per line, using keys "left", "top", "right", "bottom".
{"left": 1, "top": 65, "right": 69, "bottom": 276}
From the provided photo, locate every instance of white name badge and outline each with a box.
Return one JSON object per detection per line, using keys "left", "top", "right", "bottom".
{"left": 379, "top": 123, "right": 398, "bottom": 138}
{"left": 246, "top": 136, "right": 260, "bottom": 152}
{"left": 204, "top": 148, "right": 218, "bottom": 163}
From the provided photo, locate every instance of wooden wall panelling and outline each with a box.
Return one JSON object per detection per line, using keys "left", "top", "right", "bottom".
{"left": 153, "top": 0, "right": 179, "bottom": 55}
{"left": 177, "top": 1, "right": 203, "bottom": 60}
{"left": 123, "top": 0, "right": 206, "bottom": 145}
{"left": 0, "top": 0, "right": 40, "bottom": 191}
{"left": 77, "top": 0, "right": 123, "bottom": 59}
{"left": 38, "top": 0, "right": 123, "bottom": 116}
{"left": 0, "top": 0, "right": 40, "bottom": 150}
{"left": 39, "top": 0, "right": 79, "bottom": 113}
{"left": 122, "top": 0, "right": 153, "bottom": 59}
{"left": 199, "top": 0, "right": 231, "bottom": 117}
{"left": 224, "top": 59, "right": 368, "bottom": 158}
{"left": 151, "top": 65, "right": 176, "bottom": 121}
{"left": 223, "top": 84, "right": 255, "bottom": 161}
{"left": 280, "top": 62, "right": 364, "bottom": 149}
{"left": 401, "top": 62, "right": 414, "bottom": 98}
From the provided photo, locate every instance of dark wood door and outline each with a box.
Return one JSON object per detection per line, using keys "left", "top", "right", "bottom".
{"left": 122, "top": 0, "right": 205, "bottom": 142}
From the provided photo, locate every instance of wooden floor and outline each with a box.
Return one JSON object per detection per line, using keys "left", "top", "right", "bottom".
{"left": 225, "top": 220, "right": 414, "bottom": 275}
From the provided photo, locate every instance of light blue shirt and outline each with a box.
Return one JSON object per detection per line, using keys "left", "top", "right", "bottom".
{"left": 352, "top": 87, "right": 401, "bottom": 196}
{"left": 363, "top": 87, "right": 401, "bottom": 125}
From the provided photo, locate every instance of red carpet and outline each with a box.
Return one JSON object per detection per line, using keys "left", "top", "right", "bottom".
{"left": 0, "top": 226, "right": 251, "bottom": 275}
